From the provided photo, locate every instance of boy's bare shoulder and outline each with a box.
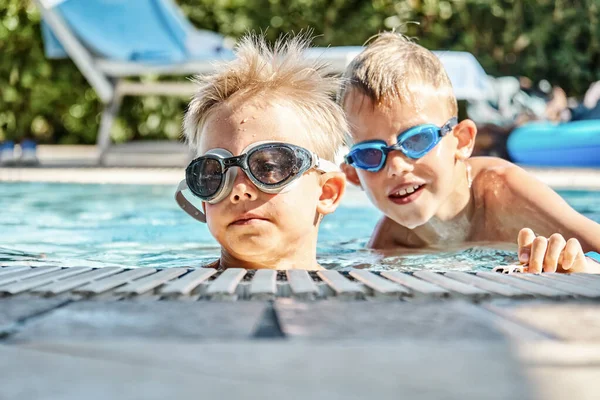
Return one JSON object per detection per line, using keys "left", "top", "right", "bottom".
{"left": 468, "top": 156, "right": 515, "bottom": 178}
{"left": 468, "top": 156, "right": 538, "bottom": 205}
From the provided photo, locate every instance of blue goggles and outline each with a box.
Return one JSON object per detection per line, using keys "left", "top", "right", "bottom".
{"left": 345, "top": 117, "right": 458, "bottom": 172}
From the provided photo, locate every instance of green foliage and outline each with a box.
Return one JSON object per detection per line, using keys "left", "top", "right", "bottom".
{"left": 1, "top": 0, "right": 599, "bottom": 143}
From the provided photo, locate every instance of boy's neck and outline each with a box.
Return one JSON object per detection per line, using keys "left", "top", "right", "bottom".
{"left": 218, "top": 241, "right": 322, "bottom": 271}
{"left": 411, "top": 161, "right": 475, "bottom": 245}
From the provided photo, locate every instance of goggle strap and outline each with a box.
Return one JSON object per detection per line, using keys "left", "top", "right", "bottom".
{"left": 314, "top": 157, "right": 340, "bottom": 173}
{"left": 174, "top": 180, "right": 207, "bottom": 223}
{"left": 440, "top": 117, "right": 459, "bottom": 136}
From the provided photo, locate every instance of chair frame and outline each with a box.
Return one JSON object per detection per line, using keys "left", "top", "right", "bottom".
{"left": 35, "top": 0, "right": 219, "bottom": 163}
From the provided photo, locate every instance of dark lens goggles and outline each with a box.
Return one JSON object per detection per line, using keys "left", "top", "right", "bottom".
{"left": 174, "top": 141, "right": 338, "bottom": 223}
{"left": 345, "top": 117, "right": 458, "bottom": 172}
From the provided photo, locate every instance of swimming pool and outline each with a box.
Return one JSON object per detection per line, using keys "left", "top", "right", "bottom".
{"left": 1, "top": 182, "right": 599, "bottom": 271}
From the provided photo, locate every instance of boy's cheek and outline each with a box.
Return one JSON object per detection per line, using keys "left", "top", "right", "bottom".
{"left": 204, "top": 204, "right": 227, "bottom": 234}
{"left": 357, "top": 172, "right": 384, "bottom": 198}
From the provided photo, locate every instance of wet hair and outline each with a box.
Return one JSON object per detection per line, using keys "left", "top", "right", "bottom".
{"left": 337, "top": 32, "right": 458, "bottom": 129}
{"left": 184, "top": 32, "right": 348, "bottom": 162}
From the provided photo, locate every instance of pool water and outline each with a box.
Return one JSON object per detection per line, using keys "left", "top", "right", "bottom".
{"left": 1, "top": 182, "right": 599, "bottom": 271}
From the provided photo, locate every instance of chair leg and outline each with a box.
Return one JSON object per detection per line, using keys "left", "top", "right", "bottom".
{"left": 97, "top": 96, "right": 122, "bottom": 165}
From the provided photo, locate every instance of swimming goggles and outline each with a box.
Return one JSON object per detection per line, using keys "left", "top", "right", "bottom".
{"left": 175, "top": 141, "right": 338, "bottom": 223}
{"left": 345, "top": 117, "right": 458, "bottom": 172}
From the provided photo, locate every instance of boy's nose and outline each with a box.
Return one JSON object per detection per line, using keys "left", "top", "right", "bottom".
{"left": 229, "top": 169, "right": 258, "bottom": 203}
{"left": 386, "top": 151, "right": 414, "bottom": 177}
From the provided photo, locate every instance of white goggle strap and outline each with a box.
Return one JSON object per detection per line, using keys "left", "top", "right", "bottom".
{"left": 174, "top": 180, "right": 207, "bottom": 223}
{"left": 279, "top": 155, "right": 339, "bottom": 194}
{"left": 314, "top": 156, "right": 340, "bottom": 173}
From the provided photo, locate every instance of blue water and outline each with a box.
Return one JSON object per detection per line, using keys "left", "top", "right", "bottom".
{"left": 1, "top": 182, "right": 599, "bottom": 271}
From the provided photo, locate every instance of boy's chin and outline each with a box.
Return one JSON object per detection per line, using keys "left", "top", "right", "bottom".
{"left": 389, "top": 210, "right": 432, "bottom": 230}
{"left": 226, "top": 235, "right": 281, "bottom": 256}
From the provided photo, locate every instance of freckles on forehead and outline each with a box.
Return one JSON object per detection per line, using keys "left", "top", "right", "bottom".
{"left": 199, "top": 100, "right": 314, "bottom": 154}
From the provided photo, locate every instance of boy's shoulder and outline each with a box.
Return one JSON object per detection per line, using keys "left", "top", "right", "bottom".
{"left": 468, "top": 156, "right": 515, "bottom": 177}
{"left": 468, "top": 156, "right": 538, "bottom": 206}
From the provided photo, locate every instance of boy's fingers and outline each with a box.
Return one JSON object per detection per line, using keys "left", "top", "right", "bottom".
{"left": 571, "top": 251, "right": 589, "bottom": 272}
{"left": 560, "top": 239, "right": 579, "bottom": 271}
{"left": 560, "top": 238, "right": 583, "bottom": 272}
{"left": 517, "top": 228, "right": 536, "bottom": 264}
{"left": 528, "top": 236, "right": 548, "bottom": 273}
{"left": 544, "top": 234, "right": 566, "bottom": 272}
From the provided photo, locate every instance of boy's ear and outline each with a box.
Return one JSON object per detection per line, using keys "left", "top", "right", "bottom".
{"left": 317, "top": 172, "right": 346, "bottom": 216}
{"left": 453, "top": 119, "right": 477, "bottom": 160}
{"left": 340, "top": 162, "right": 362, "bottom": 188}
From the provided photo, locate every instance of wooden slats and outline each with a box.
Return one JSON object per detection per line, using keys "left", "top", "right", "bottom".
{"left": 317, "top": 270, "right": 364, "bottom": 300}
{"left": 286, "top": 270, "right": 319, "bottom": 300}
{"left": 543, "top": 273, "right": 600, "bottom": 289}
{"left": 4, "top": 265, "right": 600, "bottom": 301}
{"left": 249, "top": 270, "right": 277, "bottom": 300}
{"left": 114, "top": 268, "right": 188, "bottom": 296}
{"left": 159, "top": 268, "right": 217, "bottom": 297}
{"left": 349, "top": 270, "right": 409, "bottom": 298}
{"left": 0, "top": 266, "right": 30, "bottom": 277}
{"left": 380, "top": 271, "right": 449, "bottom": 298}
{"left": 74, "top": 269, "right": 157, "bottom": 295}
{"left": 413, "top": 271, "right": 490, "bottom": 299}
{"left": 0, "top": 266, "right": 62, "bottom": 287}
{"left": 444, "top": 272, "right": 532, "bottom": 298}
{"left": 32, "top": 267, "right": 124, "bottom": 296}
{"left": 0, "top": 267, "right": 91, "bottom": 295}
{"left": 513, "top": 274, "right": 600, "bottom": 298}
{"left": 475, "top": 272, "right": 570, "bottom": 298}
{"left": 205, "top": 268, "right": 246, "bottom": 300}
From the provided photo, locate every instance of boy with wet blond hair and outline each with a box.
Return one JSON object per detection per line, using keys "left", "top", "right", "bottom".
{"left": 339, "top": 32, "right": 600, "bottom": 273}
{"left": 175, "top": 33, "right": 347, "bottom": 270}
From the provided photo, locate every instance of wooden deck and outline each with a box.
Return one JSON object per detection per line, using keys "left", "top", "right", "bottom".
{"left": 1, "top": 265, "right": 600, "bottom": 399}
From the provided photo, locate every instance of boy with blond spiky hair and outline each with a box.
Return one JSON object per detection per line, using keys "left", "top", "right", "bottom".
{"left": 175, "top": 33, "right": 347, "bottom": 270}
{"left": 339, "top": 32, "right": 600, "bottom": 273}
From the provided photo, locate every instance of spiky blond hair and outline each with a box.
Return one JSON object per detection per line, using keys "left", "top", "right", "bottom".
{"left": 183, "top": 33, "right": 348, "bottom": 162}
{"left": 338, "top": 32, "right": 457, "bottom": 125}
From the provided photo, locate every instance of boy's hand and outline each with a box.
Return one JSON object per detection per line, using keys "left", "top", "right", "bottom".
{"left": 517, "top": 228, "right": 589, "bottom": 273}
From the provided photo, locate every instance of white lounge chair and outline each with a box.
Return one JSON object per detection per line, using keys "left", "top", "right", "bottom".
{"left": 37, "top": 0, "right": 491, "bottom": 164}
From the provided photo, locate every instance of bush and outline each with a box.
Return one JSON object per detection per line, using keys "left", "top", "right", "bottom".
{"left": 1, "top": 0, "right": 598, "bottom": 143}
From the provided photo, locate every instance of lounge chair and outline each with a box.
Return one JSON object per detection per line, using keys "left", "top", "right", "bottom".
{"left": 37, "top": 0, "right": 491, "bottom": 164}
{"left": 36, "top": 0, "right": 233, "bottom": 163}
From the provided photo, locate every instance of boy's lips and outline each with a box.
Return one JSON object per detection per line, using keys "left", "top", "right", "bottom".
{"left": 229, "top": 213, "right": 270, "bottom": 226}
{"left": 388, "top": 182, "right": 426, "bottom": 205}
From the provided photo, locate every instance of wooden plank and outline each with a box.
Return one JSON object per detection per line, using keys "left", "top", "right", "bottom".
{"left": 380, "top": 271, "right": 449, "bottom": 299}
{"left": 514, "top": 274, "right": 600, "bottom": 298}
{"left": 0, "top": 266, "right": 62, "bottom": 286}
{"left": 569, "top": 272, "right": 600, "bottom": 282}
{"left": 0, "top": 266, "right": 30, "bottom": 277}
{"left": 413, "top": 271, "right": 490, "bottom": 299}
{"left": 475, "top": 272, "right": 571, "bottom": 298}
{"left": 205, "top": 268, "right": 246, "bottom": 300}
{"left": 249, "top": 270, "right": 277, "bottom": 300}
{"left": 115, "top": 268, "right": 187, "bottom": 296}
{"left": 74, "top": 269, "right": 156, "bottom": 295}
{"left": 286, "top": 270, "right": 319, "bottom": 300}
{"left": 32, "top": 267, "right": 124, "bottom": 296}
{"left": 0, "top": 267, "right": 92, "bottom": 295}
{"left": 159, "top": 268, "right": 217, "bottom": 296}
{"left": 444, "top": 272, "right": 533, "bottom": 298}
{"left": 316, "top": 270, "right": 364, "bottom": 300}
{"left": 542, "top": 273, "right": 600, "bottom": 289}
{"left": 349, "top": 270, "right": 409, "bottom": 298}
